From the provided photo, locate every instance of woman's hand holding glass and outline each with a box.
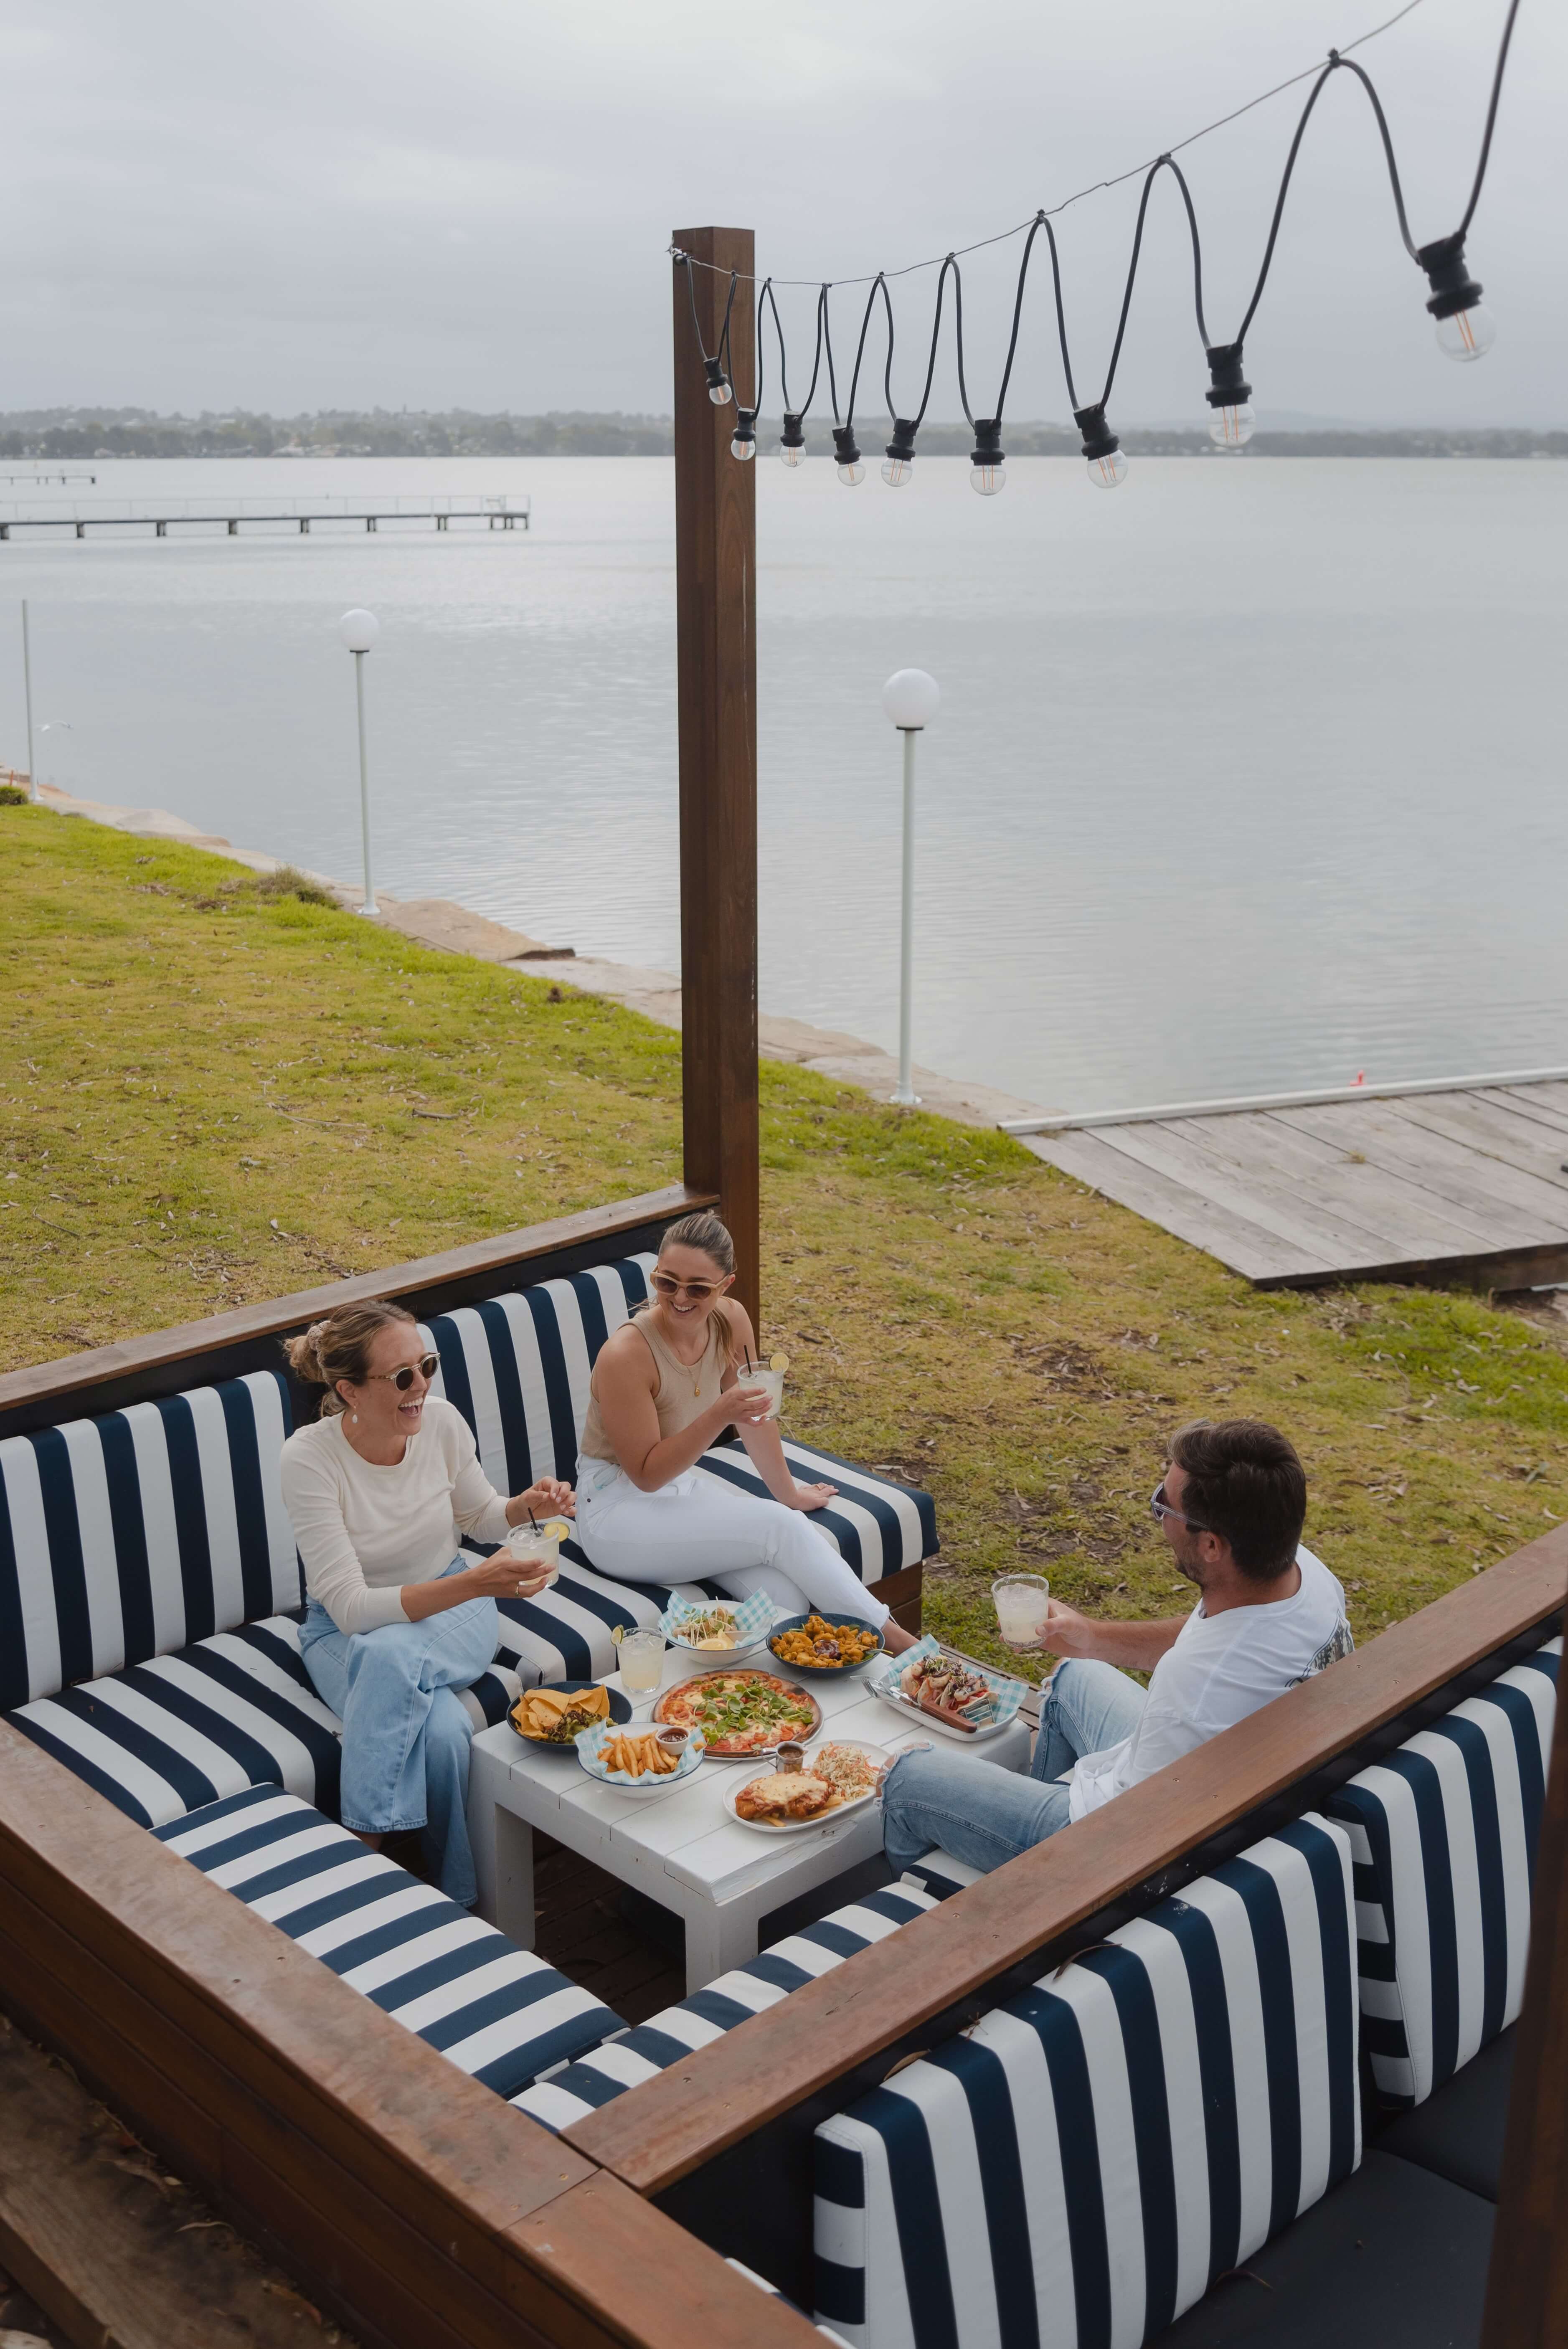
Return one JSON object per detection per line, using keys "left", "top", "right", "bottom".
{"left": 718, "top": 1381, "right": 775, "bottom": 1429}
{"left": 465, "top": 1551, "right": 558, "bottom": 1601}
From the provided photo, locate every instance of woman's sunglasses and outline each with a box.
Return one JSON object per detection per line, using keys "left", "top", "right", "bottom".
{"left": 648, "top": 1269, "right": 728, "bottom": 1301}
{"left": 366, "top": 1353, "right": 441, "bottom": 1391}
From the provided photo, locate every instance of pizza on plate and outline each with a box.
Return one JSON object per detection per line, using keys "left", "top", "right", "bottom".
{"left": 655, "top": 1669, "right": 820, "bottom": 1757}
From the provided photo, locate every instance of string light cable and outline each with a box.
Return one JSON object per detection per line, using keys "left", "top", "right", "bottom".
{"left": 673, "top": 0, "right": 1524, "bottom": 494}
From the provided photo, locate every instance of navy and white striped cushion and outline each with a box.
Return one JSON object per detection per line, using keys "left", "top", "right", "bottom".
{"left": 513, "top": 1882, "right": 940, "bottom": 2133}
{"left": 421, "top": 1259, "right": 936, "bottom": 1590}
{"left": 1327, "top": 1633, "right": 1559, "bottom": 2110}
{"left": 7, "top": 1613, "right": 342, "bottom": 1829}
{"left": 0, "top": 1370, "right": 299, "bottom": 1710}
{"left": 898, "top": 1851, "right": 982, "bottom": 1901}
{"left": 814, "top": 1816, "right": 1359, "bottom": 2349}
{"left": 156, "top": 1786, "right": 625, "bottom": 2095}
{"left": 727, "top": 2259, "right": 852, "bottom": 2347}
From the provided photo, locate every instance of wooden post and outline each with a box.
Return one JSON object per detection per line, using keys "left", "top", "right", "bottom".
{"left": 671, "top": 226, "right": 760, "bottom": 1333}
{"left": 1480, "top": 1602, "right": 1568, "bottom": 2346}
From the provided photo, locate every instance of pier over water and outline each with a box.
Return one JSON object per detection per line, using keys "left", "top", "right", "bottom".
{"left": 0, "top": 491, "right": 530, "bottom": 541}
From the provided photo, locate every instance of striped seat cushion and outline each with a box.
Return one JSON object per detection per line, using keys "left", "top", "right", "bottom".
{"left": 0, "top": 1370, "right": 299, "bottom": 1710}
{"left": 421, "top": 1258, "right": 936, "bottom": 1589}
{"left": 814, "top": 1816, "right": 1359, "bottom": 2349}
{"left": 6, "top": 1612, "right": 342, "bottom": 1829}
{"left": 156, "top": 1785, "right": 624, "bottom": 2096}
{"left": 728, "top": 2259, "right": 852, "bottom": 2347}
{"left": 899, "top": 1851, "right": 982, "bottom": 1901}
{"left": 1327, "top": 1633, "right": 1559, "bottom": 2111}
{"left": 513, "top": 1882, "right": 940, "bottom": 2133}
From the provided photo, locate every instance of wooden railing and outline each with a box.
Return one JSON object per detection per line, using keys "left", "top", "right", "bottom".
{"left": 566, "top": 1527, "right": 1568, "bottom": 2202}
{"left": 0, "top": 1184, "right": 715, "bottom": 1438}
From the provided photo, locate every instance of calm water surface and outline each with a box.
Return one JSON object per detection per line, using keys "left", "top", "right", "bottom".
{"left": 2, "top": 455, "right": 1563, "bottom": 1112}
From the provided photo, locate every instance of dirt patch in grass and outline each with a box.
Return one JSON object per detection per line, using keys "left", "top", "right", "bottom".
{"left": 4, "top": 803, "right": 1566, "bottom": 1671}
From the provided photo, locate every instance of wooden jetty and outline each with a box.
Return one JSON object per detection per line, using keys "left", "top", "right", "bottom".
{"left": 0, "top": 492, "right": 530, "bottom": 540}
{"left": 1004, "top": 1067, "right": 1568, "bottom": 1290}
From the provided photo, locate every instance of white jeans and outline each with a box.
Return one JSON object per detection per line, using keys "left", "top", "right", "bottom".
{"left": 574, "top": 1462, "right": 889, "bottom": 1627}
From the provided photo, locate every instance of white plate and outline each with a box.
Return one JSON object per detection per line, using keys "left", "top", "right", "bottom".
{"left": 722, "top": 1738, "right": 889, "bottom": 1834}
{"left": 868, "top": 1684, "right": 1018, "bottom": 1743}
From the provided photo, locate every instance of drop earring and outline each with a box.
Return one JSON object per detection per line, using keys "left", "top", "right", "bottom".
{"left": 350, "top": 1411, "right": 359, "bottom": 1424}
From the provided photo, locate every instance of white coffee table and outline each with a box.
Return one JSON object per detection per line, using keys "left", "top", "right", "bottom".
{"left": 468, "top": 1646, "right": 1031, "bottom": 1994}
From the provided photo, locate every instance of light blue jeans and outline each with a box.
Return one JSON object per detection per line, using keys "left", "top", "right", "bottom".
{"left": 879, "top": 1658, "right": 1147, "bottom": 1877}
{"left": 298, "top": 1559, "right": 498, "bottom": 1909}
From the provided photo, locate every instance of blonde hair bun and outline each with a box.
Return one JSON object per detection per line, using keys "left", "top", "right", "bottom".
{"left": 282, "top": 1300, "right": 417, "bottom": 1417}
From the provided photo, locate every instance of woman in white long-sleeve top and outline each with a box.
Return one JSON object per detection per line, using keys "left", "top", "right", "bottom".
{"left": 279, "top": 1299, "right": 573, "bottom": 1906}
{"left": 574, "top": 1211, "right": 916, "bottom": 1650}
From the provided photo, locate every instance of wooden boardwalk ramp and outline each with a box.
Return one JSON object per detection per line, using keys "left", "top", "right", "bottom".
{"left": 1007, "top": 1073, "right": 1568, "bottom": 1290}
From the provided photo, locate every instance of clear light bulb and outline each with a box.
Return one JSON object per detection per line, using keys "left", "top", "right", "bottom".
{"left": 703, "top": 359, "right": 733, "bottom": 406}
{"left": 1086, "top": 448, "right": 1128, "bottom": 488}
{"left": 779, "top": 441, "right": 806, "bottom": 468}
{"left": 836, "top": 459, "right": 865, "bottom": 487}
{"left": 969, "top": 462, "right": 1006, "bottom": 496}
{"left": 1208, "top": 403, "right": 1255, "bottom": 449}
{"left": 1435, "top": 303, "right": 1496, "bottom": 362}
{"left": 881, "top": 454, "right": 913, "bottom": 488}
{"left": 730, "top": 433, "right": 756, "bottom": 462}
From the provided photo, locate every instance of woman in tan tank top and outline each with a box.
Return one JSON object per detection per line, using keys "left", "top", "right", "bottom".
{"left": 574, "top": 1211, "right": 915, "bottom": 1649}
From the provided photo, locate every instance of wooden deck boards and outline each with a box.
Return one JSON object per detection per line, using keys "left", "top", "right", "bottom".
{"left": 1022, "top": 1079, "right": 1568, "bottom": 1290}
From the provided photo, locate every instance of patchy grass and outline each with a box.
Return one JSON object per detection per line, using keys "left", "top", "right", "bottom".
{"left": 4, "top": 803, "right": 1566, "bottom": 1671}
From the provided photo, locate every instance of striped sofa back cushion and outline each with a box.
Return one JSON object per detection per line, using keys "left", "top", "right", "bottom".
{"left": 420, "top": 1256, "right": 653, "bottom": 1492}
{"left": 813, "top": 1816, "right": 1358, "bottom": 2349}
{"left": 1327, "top": 1632, "right": 1559, "bottom": 2110}
{"left": 0, "top": 1371, "right": 299, "bottom": 1711}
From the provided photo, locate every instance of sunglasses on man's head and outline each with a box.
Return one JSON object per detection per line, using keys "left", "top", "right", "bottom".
{"left": 649, "top": 1269, "right": 728, "bottom": 1300}
{"left": 366, "top": 1353, "right": 441, "bottom": 1390}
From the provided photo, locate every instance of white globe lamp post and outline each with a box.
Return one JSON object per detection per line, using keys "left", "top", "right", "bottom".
{"left": 880, "top": 667, "right": 940, "bottom": 1106}
{"left": 338, "top": 608, "right": 381, "bottom": 916}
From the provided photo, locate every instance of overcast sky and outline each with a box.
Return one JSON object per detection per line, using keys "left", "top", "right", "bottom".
{"left": 3, "top": 0, "right": 1561, "bottom": 425}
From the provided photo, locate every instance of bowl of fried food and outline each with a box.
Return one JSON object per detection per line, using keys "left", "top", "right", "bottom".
{"left": 509, "top": 1681, "right": 632, "bottom": 1749}
{"left": 660, "top": 1590, "right": 776, "bottom": 1660}
{"left": 576, "top": 1720, "right": 706, "bottom": 1791}
{"left": 766, "top": 1611, "right": 885, "bottom": 1677}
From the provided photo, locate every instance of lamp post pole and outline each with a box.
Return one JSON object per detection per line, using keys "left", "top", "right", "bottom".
{"left": 895, "top": 726, "right": 919, "bottom": 1105}
{"left": 21, "top": 600, "right": 36, "bottom": 803}
{"left": 338, "top": 609, "right": 381, "bottom": 916}
{"left": 881, "top": 668, "right": 940, "bottom": 1108}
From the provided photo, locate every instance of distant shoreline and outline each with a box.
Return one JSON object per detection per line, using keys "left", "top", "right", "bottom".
{"left": 1, "top": 410, "right": 1564, "bottom": 462}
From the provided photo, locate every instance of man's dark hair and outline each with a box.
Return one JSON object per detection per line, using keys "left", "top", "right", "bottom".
{"left": 1168, "top": 1418, "right": 1307, "bottom": 1579}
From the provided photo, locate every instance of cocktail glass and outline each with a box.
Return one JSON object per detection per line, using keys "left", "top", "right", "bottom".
{"left": 992, "top": 1572, "right": 1050, "bottom": 1650}
{"left": 505, "top": 1519, "right": 565, "bottom": 1588}
{"left": 617, "top": 1628, "right": 665, "bottom": 1713}
{"left": 748, "top": 1366, "right": 784, "bottom": 1421}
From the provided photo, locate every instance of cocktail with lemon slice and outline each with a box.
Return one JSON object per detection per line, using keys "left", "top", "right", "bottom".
{"left": 749, "top": 1351, "right": 789, "bottom": 1421}
{"left": 505, "top": 1515, "right": 571, "bottom": 1587}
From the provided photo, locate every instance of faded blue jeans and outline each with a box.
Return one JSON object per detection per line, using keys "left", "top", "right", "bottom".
{"left": 879, "top": 1658, "right": 1147, "bottom": 1877}
{"left": 298, "top": 1559, "right": 498, "bottom": 1908}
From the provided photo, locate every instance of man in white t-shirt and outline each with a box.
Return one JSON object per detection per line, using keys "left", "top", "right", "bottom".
{"left": 880, "top": 1419, "right": 1352, "bottom": 1878}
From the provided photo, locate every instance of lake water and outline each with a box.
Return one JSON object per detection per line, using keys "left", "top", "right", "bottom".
{"left": 3, "top": 454, "right": 1563, "bottom": 1114}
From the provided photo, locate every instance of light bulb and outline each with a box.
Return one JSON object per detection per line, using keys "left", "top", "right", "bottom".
{"left": 703, "top": 358, "right": 732, "bottom": 406}
{"left": 780, "top": 443, "right": 806, "bottom": 468}
{"left": 1418, "top": 236, "right": 1494, "bottom": 366}
{"left": 1208, "top": 403, "right": 1255, "bottom": 448}
{"left": 969, "top": 419, "right": 1007, "bottom": 496}
{"left": 1435, "top": 304, "right": 1496, "bottom": 363}
{"left": 881, "top": 420, "right": 918, "bottom": 489}
{"left": 731, "top": 433, "right": 756, "bottom": 461}
{"left": 779, "top": 413, "right": 807, "bottom": 466}
{"left": 1203, "top": 344, "right": 1254, "bottom": 454}
{"left": 832, "top": 426, "right": 865, "bottom": 488}
{"left": 1074, "top": 402, "right": 1126, "bottom": 491}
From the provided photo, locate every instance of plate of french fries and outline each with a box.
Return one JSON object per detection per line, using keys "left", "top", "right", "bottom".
{"left": 576, "top": 1718, "right": 707, "bottom": 1791}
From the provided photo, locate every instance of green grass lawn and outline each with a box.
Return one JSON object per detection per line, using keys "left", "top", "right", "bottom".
{"left": 4, "top": 802, "right": 1566, "bottom": 1670}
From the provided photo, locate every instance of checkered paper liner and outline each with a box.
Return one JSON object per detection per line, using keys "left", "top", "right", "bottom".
{"left": 866, "top": 1635, "right": 1028, "bottom": 1729}
{"left": 659, "top": 1590, "right": 778, "bottom": 1650}
{"left": 575, "top": 1719, "right": 707, "bottom": 1788}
